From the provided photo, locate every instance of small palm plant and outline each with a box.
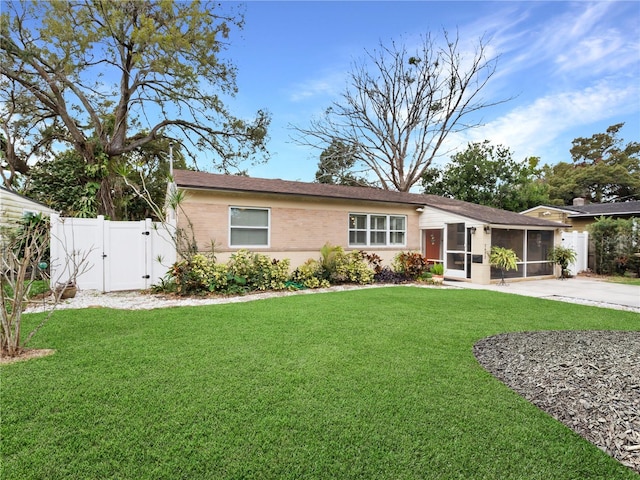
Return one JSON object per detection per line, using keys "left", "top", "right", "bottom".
{"left": 548, "top": 245, "right": 577, "bottom": 280}
{"left": 319, "top": 242, "right": 344, "bottom": 281}
{"left": 489, "top": 246, "right": 520, "bottom": 285}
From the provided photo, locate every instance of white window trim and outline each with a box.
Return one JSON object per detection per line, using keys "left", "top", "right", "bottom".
{"left": 229, "top": 206, "right": 271, "bottom": 248}
{"left": 389, "top": 216, "right": 406, "bottom": 246}
{"left": 370, "top": 215, "right": 387, "bottom": 246}
{"left": 348, "top": 213, "right": 407, "bottom": 248}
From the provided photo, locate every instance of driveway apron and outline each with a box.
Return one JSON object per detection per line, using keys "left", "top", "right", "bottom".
{"left": 446, "top": 277, "right": 640, "bottom": 312}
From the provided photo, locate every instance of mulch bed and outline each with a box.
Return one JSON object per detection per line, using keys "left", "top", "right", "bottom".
{"left": 474, "top": 330, "right": 640, "bottom": 473}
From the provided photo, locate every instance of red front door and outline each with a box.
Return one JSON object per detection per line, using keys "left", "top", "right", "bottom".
{"left": 424, "top": 229, "right": 442, "bottom": 262}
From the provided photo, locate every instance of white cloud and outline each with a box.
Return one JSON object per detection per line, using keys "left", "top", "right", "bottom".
{"left": 288, "top": 72, "right": 345, "bottom": 102}
{"left": 463, "top": 2, "right": 638, "bottom": 82}
{"left": 460, "top": 79, "right": 639, "bottom": 160}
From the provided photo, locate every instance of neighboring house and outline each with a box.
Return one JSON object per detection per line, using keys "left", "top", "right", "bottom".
{"left": 173, "top": 170, "right": 568, "bottom": 285}
{"left": 521, "top": 199, "right": 640, "bottom": 231}
{"left": 0, "top": 186, "right": 57, "bottom": 229}
{"left": 522, "top": 199, "right": 640, "bottom": 272}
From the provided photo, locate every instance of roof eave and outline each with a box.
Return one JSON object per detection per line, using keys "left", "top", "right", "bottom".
{"left": 176, "top": 183, "right": 425, "bottom": 206}
{"left": 420, "top": 204, "right": 569, "bottom": 228}
{"left": 568, "top": 211, "right": 640, "bottom": 218}
{"left": 520, "top": 205, "right": 575, "bottom": 214}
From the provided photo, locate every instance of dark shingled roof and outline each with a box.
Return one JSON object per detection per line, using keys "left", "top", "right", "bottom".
{"left": 174, "top": 169, "right": 567, "bottom": 228}
{"left": 562, "top": 201, "right": 640, "bottom": 217}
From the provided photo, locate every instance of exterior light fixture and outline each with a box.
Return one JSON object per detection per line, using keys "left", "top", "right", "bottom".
{"left": 484, "top": 225, "right": 491, "bottom": 234}
{"left": 469, "top": 226, "right": 477, "bottom": 234}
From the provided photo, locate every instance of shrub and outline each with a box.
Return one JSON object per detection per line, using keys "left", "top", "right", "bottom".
{"left": 208, "top": 263, "right": 230, "bottom": 292}
{"left": 227, "top": 250, "right": 291, "bottom": 291}
{"left": 167, "top": 250, "right": 291, "bottom": 296}
{"left": 332, "top": 251, "right": 374, "bottom": 284}
{"left": 226, "top": 249, "right": 254, "bottom": 283}
{"left": 589, "top": 217, "right": 639, "bottom": 275}
{"left": 150, "top": 275, "right": 178, "bottom": 294}
{"left": 374, "top": 266, "right": 409, "bottom": 284}
{"left": 249, "top": 254, "right": 291, "bottom": 291}
{"left": 362, "top": 252, "right": 383, "bottom": 274}
{"left": 291, "top": 259, "right": 330, "bottom": 289}
{"left": 429, "top": 263, "right": 444, "bottom": 275}
{"left": 319, "top": 243, "right": 344, "bottom": 281}
{"left": 171, "top": 254, "right": 216, "bottom": 295}
{"left": 392, "top": 251, "right": 429, "bottom": 279}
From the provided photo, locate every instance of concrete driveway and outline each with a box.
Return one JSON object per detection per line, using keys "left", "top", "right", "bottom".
{"left": 446, "top": 276, "right": 640, "bottom": 313}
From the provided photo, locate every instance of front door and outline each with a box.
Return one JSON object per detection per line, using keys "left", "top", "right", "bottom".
{"left": 424, "top": 229, "right": 443, "bottom": 263}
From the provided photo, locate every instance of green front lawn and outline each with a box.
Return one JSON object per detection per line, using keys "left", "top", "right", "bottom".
{"left": 607, "top": 275, "right": 640, "bottom": 286}
{"left": 2, "top": 287, "right": 639, "bottom": 479}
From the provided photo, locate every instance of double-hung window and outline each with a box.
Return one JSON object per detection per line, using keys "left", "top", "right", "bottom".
{"left": 229, "top": 207, "right": 270, "bottom": 247}
{"left": 389, "top": 216, "right": 406, "bottom": 245}
{"left": 349, "top": 214, "right": 368, "bottom": 246}
{"left": 348, "top": 213, "right": 406, "bottom": 247}
{"left": 370, "top": 215, "right": 387, "bottom": 245}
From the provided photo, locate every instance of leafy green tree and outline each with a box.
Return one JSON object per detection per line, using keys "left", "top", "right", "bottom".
{"left": 543, "top": 124, "right": 640, "bottom": 204}
{"left": 24, "top": 151, "right": 96, "bottom": 218}
{"left": 315, "top": 139, "right": 373, "bottom": 187}
{"left": 422, "top": 141, "right": 549, "bottom": 211}
{"left": 1, "top": 0, "right": 270, "bottom": 219}
{"left": 25, "top": 138, "right": 186, "bottom": 220}
{"left": 117, "top": 137, "right": 189, "bottom": 220}
{"left": 293, "top": 32, "right": 504, "bottom": 192}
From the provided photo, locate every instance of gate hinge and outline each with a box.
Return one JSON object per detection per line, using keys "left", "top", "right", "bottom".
{"left": 142, "top": 275, "right": 150, "bottom": 279}
{"left": 142, "top": 231, "right": 150, "bottom": 236}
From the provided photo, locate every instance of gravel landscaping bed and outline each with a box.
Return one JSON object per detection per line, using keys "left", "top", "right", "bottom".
{"left": 474, "top": 331, "right": 640, "bottom": 474}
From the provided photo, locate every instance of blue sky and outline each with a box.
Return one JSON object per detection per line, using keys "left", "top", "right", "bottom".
{"left": 219, "top": 1, "right": 640, "bottom": 183}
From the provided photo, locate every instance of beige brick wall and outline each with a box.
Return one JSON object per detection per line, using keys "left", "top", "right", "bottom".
{"left": 176, "top": 188, "right": 421, "bottom": 268}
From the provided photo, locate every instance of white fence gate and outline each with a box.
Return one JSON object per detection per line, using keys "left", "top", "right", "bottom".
{"left": 50, "top": 214, "right": 176, "bottom": 292}
{"left": 561, "top": 230, "right": 589, "bottom": 276}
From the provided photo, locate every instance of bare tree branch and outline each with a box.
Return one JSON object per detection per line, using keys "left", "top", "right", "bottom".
{"left": 291, "top": 31, "right": 509, "bottom": 192}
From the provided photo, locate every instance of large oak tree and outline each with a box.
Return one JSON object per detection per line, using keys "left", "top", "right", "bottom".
{"left": 1, "top": 0, "right": 270, "bottom": 218}
{"left": 293, "top": 32, "right": 505, "bottom": 192}
{"left": 543, "top": 123, "right": 640, "bottom": 204}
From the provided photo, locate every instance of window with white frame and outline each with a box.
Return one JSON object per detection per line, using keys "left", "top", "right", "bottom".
{"left": 370, "top": 215, "right": 387, "bottom": 245}
{"left": 229, "top": 207, "right": 270, "bottom": 247}
{"left": 348, "top": 213, "right": 406, "bottom": 247}
{"left": 389, "top": 216, "right": 406, "bottom": 244}
{"left": 349, "top": 214, "right": 367, "bottom": 246}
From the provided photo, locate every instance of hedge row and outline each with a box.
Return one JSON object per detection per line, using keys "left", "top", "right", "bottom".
{"left": 154, "top": 246, "right": 438, "bottom": 296}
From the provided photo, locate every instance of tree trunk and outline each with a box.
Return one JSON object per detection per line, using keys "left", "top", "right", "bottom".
{"left": 97, "top": 177, "right": 117, "bottom": 220}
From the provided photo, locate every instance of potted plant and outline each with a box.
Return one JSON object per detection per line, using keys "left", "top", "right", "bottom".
{"left": 547, "top": 245, "right": 577, "bottom": 280}
{"left": 429, "top": 263, "right": 444, "bottom": 284}
{"left": 55, "top": 280, "right": 77, "bottom": 299}
{"left": 489, "top": 246, "right": 519, "bottom": 285}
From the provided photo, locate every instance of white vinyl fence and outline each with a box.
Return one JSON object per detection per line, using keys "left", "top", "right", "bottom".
{"left": 50, "top": 214, "right": 176, "bottom": 292}
{"left": 560, "top": 230, "right": 589, "bottom": 276}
